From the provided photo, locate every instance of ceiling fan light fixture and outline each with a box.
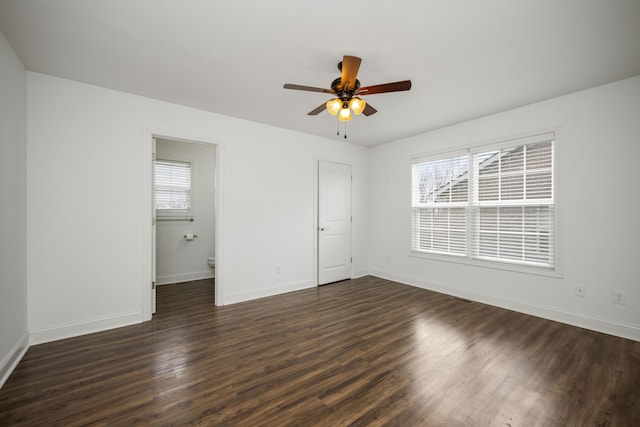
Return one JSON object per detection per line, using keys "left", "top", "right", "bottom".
{"left": 283, "top": 55, "right": 412, "bottom": 132}
{"left": 326, "top": 98, "right": 341, "bottom": 116}
{"left": 349, "top": 97, "right": 366, "bottom": 115}
{"left": 338, "top": 107, "right": 352, "bottom": 122}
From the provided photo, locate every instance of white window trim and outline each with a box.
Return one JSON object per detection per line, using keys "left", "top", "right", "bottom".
{"left": 409, "top": 128, "right": 563, "bottom": 278}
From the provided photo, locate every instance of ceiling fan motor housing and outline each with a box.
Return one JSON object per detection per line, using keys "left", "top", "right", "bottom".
{"left": 331, "top": 77, "right": 361, "bottom": 100}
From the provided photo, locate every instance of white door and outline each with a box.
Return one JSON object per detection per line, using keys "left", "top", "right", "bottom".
{"left": 318, "top": 161, "right": 352, "bottom": 285}
{"left": 151, "top": 138, "right": 157, "bottom": 314}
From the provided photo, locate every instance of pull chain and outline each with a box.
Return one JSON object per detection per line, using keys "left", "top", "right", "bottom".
{"left": 335, "top": 117, "right": 348, "bottom": 140}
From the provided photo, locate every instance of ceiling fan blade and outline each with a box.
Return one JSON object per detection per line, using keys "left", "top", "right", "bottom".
{"left": 307, "top": 103, "right": 327, "bottom": 115}
{"left": 284, "top": 83, "right": 334, "bottom": 94}
{"left": 362, "top": 103, "right": 378, "bottom": 116}
{"left": 357, "top": 80, "right": 412, "bottom": 95}
{"left": 341, "top": 55, "right": 361, "bottom": 90}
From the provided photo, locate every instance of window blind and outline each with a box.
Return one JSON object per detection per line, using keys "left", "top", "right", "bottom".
{"left": 411, "top": 132, "right": 555, "bottom": 269}
{"left": 471, "top": 138, "right": 554, "bottom": 267}
{"left": 411, "top": 153, "right": 469, "bottom": 256}
{"left": 155, "top": 159, "right": 192, "bottom": 210}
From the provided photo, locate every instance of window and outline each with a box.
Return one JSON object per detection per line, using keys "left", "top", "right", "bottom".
{"left": 411, "top": 132, "right": 555, "bottom": 270}
{"left": 411, "top": 153, "right": 469, "bottom": 257}
{"left": 155, "top": 159, "right": 192, "bottom": 213}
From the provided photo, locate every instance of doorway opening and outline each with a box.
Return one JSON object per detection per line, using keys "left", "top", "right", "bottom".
{"left": 151, "top": 136, "right": 218, "bottom": 314}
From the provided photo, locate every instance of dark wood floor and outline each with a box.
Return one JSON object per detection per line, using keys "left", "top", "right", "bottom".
{"left": 1, "top": 276, "right": 639, "bottom": 426}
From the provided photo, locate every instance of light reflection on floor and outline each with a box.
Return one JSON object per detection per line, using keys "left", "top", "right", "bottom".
{"left": 406, "top": 314, "right": 557, "bottom": 425}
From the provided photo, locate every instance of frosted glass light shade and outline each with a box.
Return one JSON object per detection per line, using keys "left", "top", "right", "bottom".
{"left": 349, "top": 97, "right": 366, "bottom": 115}
{"left": 326, "top": 99, "right": 341, "bottom": 116}
{"left": 338, "top": 107, "right": 352, "bottom": 122}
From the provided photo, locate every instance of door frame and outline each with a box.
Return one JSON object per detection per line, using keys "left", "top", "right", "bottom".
{"left": 314, "top": 159, "right": 353, "bottom": 285}
{"left": 143, "top": 127, "right": 225, "bottom": 320}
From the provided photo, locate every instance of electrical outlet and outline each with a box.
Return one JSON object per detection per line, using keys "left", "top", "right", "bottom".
{"left": 575, "top": 285, "right": 585, "bottom": 297}
{"left": 613, "top": 290, "right": 626, "bottom": 305}
{"left": 275, "top": 265, "right": 282, "bottom": 274}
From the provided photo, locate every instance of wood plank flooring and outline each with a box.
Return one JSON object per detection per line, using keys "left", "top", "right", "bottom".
{"left": 1, "top": 276, "right": 639, "bottom": 426}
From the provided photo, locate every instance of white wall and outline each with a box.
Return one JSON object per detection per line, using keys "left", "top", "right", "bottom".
{"left": 20, "top": 64, "right": 639, "bottom": 349}
{"left": 156, "top": 138, "right": 216, "bottom": 285}
{"left": 27, "top": 72, "right": 369, "bottom": 343}
{"left": 370, "top": 75, "right": 640, "bottom": 340}
{"left": 0, "top": 30, "right": 29, "bottom": 386}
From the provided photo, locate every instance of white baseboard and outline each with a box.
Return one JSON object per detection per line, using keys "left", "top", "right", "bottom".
{"left": 352, "top": 270, "right": 369, "bottom": 279}
{"left": 222, "top": 280, "right": 317, "bottom": 305}
{"left": 0, "top": 333, "right": 29, "bottom": 389}
{"left": 157, "top": 271, "right": 214, "bottom": 285}
{"left": 29, "top": 312, "right": 144, "bottom": 345}
{"left": 370, "top": 270, "right": 640, "bottom": 342}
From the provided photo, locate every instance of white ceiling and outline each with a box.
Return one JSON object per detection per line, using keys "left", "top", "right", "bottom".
{"left": 1, "top": 0, "right": 639, "bottom": 146}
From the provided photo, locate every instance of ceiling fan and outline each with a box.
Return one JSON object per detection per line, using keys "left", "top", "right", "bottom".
{"left": 284, "top": 55, "right": 411, "bottom": 123}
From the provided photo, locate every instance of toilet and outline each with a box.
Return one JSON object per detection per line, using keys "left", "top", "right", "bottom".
{"left": 207, "top": 257, "right": 215, "bottom": 276}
